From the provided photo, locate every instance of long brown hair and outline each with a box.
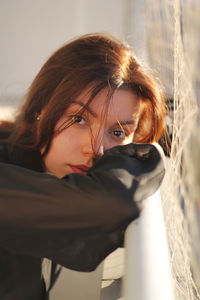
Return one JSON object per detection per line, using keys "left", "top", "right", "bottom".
{"left": 0, "top": 33, "right": 166, "bottom": 156}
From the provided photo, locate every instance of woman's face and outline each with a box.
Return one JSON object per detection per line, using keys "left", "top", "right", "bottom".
{"left": 42, "top": 87, "right": 140, "bottom": 178}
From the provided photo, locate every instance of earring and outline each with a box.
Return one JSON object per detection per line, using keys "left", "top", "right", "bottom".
{"left": 35, "top": 113, "right": 40, "bottom": 121}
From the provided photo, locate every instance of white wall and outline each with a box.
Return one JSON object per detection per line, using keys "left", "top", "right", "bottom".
{"left": 0, "top": 0, "right": 127, "bottom": 106}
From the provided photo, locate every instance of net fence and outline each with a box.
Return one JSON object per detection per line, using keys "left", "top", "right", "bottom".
{"left": 144, "top": 0, "right": 200, "bottom": 299}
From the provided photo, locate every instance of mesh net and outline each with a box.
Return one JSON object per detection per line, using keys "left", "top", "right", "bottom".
{"left": 144, "top": 0, "right": 200, "bottom": 299}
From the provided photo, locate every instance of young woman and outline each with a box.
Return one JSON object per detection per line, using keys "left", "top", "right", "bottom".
{"left": 0, "top": 33, "right": 165, "bottom": 300}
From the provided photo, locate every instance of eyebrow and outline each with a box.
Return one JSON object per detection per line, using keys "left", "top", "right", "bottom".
{"left": 71, "top": 100, "right": 135, "bottom": 128}
{"left": 71, "top": 101, "right": 97, "bottom": 118}
{"left": 114, "top": 120, "right": 135, "bottom": 126}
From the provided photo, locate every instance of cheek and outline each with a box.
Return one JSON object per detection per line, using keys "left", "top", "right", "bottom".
{"left": 42, "top": 138, "right": 62, "bottom": 170}
{"left": 122, "top": 134, "right": 135, "bottom": 145}
{"left": 50, "top": 131, "right": 72, "bottom": 154}
{"left": 106, "top": 134, "right": 134, "bottom": 149}
{"left": 47, "top": 127, "right": 81, "bottom": 157}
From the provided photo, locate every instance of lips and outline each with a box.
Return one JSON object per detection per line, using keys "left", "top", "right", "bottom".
{"left": 69, "top": 165, "right": 90, "bottom": 175}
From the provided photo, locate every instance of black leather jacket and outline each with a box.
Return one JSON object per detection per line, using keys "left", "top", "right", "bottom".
{"left": 0, "top": 139, "right": 164, "bottom": 300}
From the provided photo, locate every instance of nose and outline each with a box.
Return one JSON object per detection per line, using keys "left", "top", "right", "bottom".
{"left": 93, "top": 129, "right": 110, "bottom": 158}
{"left": 82, "top": 128, "right": 108, "bottom": 161}
{"left": 81, "top": 131, "right": 94, "bottom": 159}
{"left": 95, "top": 144, "right": 104, "bottom": 157}
{"left": 82, "top": 127, "right": 112, "bottom": 162}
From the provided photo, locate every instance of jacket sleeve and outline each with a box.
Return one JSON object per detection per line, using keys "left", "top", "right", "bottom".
{"left": 0, "top": 143, "right": 165, "bottom": 271}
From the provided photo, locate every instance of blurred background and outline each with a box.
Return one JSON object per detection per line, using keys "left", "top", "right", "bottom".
{"left": 0, "top": 0, "right": 145, "bottom": 120}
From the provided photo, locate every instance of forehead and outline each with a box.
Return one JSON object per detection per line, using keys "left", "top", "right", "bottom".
{"left": 70, "top": 87, "right": 140, "bottom": 120}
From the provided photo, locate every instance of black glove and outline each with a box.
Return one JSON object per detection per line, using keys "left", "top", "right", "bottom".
{"left": 88, "top": 142, "right": 165, "bottom": 204}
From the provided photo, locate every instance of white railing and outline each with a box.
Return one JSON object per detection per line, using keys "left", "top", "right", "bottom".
{"left": 123, "top": 190, "right": 175, "bottom": 300}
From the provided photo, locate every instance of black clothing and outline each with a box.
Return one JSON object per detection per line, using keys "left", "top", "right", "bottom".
{"left": 0, "top": 141, "right": 164, "bottom": 299}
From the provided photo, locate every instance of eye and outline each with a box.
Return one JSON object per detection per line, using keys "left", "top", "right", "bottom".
{"left": 112, "top": 130, "right": 126, "bottom": 139}
{"left": 71, "top": 115, "right": 86, "bottom": 125}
